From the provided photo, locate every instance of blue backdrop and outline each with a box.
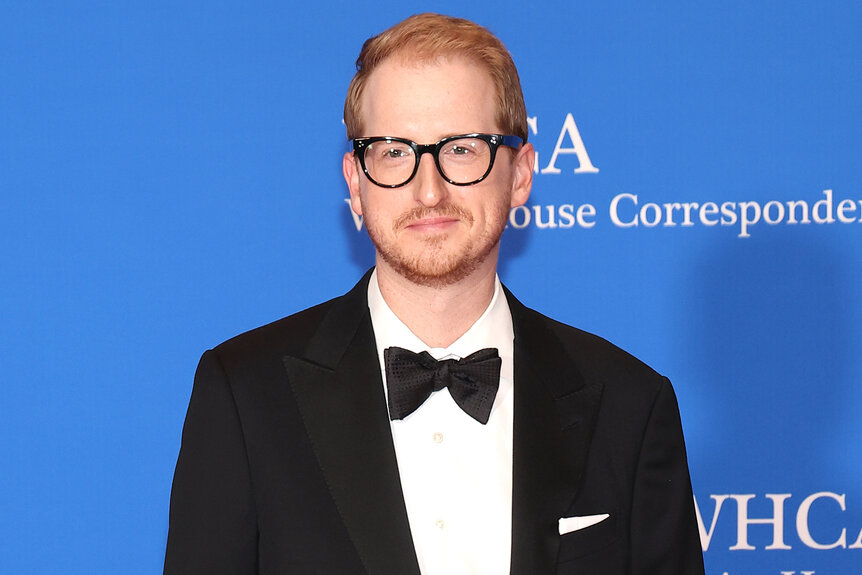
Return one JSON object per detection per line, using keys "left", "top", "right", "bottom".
{"left": 2, "top": 2, "right": 860, "bottom": 573}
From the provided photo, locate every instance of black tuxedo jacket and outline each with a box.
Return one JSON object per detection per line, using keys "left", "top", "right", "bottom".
{"left": 164, "top": 272, "right": 705, "bottom": 574}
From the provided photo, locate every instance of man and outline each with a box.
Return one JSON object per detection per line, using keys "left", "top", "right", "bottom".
{"left": 165, "top": 13, "right": 705, "bottom": 575}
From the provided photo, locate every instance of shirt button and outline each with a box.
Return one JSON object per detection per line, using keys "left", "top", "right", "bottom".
{"left": 432, "top": 432, "right": 444, "bottom": 444}
{"left": 435, "top": 519, "right": 445, "bottom": 529}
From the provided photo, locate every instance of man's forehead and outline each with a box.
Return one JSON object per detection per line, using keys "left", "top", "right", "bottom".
{"left": 362, "top": 58, "right": 494, "bottom": 110}
{"left": 353, "top": 52, "right": 501, "bottom": 140}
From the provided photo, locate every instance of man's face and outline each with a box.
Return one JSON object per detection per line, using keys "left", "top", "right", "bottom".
{"left": 343, "top": 56, "right": 534, "bottom": 288}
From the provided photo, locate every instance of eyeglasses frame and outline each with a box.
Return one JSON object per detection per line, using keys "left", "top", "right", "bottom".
{"left": 352, "top": 133, "right": 524, "bottom": 188}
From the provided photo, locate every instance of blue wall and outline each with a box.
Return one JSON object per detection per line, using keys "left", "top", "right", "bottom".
{"left": 2, "top": 2, "right": 860, "bottom": 573}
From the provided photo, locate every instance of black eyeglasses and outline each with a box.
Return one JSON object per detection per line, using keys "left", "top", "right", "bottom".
{"left": 352, "top": 133, "right": 523, "bottom": 188}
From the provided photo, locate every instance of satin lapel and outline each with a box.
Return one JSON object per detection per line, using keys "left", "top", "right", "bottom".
{"left": 283, "top": 274, "right": 421, "bottom": 575}
{"left": 505, "top": 289, "right": 604, "bottom": 575}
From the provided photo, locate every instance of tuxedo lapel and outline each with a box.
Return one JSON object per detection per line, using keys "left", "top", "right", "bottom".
{"left": 506, "top": 289, "right": 604, "bottom": 575}
{"left": 283, "top": 274, "right": 421, "bottom": 575}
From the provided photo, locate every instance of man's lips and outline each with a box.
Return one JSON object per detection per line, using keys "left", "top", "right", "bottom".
{"left": 394, "top": 205, "right": 474, "bottom": 231}
{"left": 404, "top": 215, "right": 460, "bottom": 230}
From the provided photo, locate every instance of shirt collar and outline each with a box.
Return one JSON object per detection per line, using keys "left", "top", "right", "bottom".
{"left": 367, "top": 269, "right": 513, "bottom": 361}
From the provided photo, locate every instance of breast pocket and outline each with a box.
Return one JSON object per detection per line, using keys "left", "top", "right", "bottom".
{"left": 557, "top": 512, "right": 619, "bottom": 564}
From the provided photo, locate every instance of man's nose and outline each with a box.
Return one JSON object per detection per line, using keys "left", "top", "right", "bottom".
{"left": 413, "top": 153, "right": 448, "bottom": 207}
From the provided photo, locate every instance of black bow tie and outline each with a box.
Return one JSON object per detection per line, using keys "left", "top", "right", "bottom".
{"left": 384, "top": 346, "right": 502, "bottom": 424}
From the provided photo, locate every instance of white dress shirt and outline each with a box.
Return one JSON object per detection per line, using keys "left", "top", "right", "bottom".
{"left": 367, "top": 271, "right": 514, "bottom": 575}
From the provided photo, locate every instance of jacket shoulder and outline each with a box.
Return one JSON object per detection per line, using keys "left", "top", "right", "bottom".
{"left": 210, "top": 296, "right": 339, "bottom": 368}
{"left": 514, "top": 298, "right": 668, "bottom": 396}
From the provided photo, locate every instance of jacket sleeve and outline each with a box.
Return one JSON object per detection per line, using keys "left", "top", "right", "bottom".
{"left": 164, "top": 350, "right": 258, "bottom": 574}
{"left": 629, "top": 378, "right": 705, "bottom": 575}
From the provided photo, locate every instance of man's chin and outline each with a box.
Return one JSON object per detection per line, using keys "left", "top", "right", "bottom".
{"left": 379, "top": 249, "right": 486, "bottom": 289}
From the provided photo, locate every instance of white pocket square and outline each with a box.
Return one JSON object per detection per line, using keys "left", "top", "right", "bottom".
{"left": 558, "top": 513, "right": 610, "bottom": 535}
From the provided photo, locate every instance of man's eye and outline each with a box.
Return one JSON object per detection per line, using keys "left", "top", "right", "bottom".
{"left": 445, "top": 141, "right": 479, "bottom": 156}
{"left": 385, "top": 147, "right": 409, "bottom": 158}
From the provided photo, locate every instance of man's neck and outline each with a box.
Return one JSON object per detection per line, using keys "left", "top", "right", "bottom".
{"left": 375, "top": 261, "right": 498, "bottom": 349}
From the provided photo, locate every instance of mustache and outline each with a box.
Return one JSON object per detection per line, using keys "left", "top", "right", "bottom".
{"left": 394, "top": 204, "right": 474, "bottom": 229}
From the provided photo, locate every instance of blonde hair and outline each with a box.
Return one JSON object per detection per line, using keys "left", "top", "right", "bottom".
{"left": 344, "top": 13, "right": 528, "bottom": 142}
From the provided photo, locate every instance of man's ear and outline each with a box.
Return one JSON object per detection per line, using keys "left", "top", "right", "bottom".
{"left": 343, "top": 151, "right": 363, "bottom": 216}
{"left": 509, "top": 142, "right": 534, "bottom": 208}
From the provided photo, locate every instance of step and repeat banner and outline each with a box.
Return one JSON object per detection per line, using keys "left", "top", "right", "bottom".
{"left": 2, "top": 2, "right": 860, "bottom": 573}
